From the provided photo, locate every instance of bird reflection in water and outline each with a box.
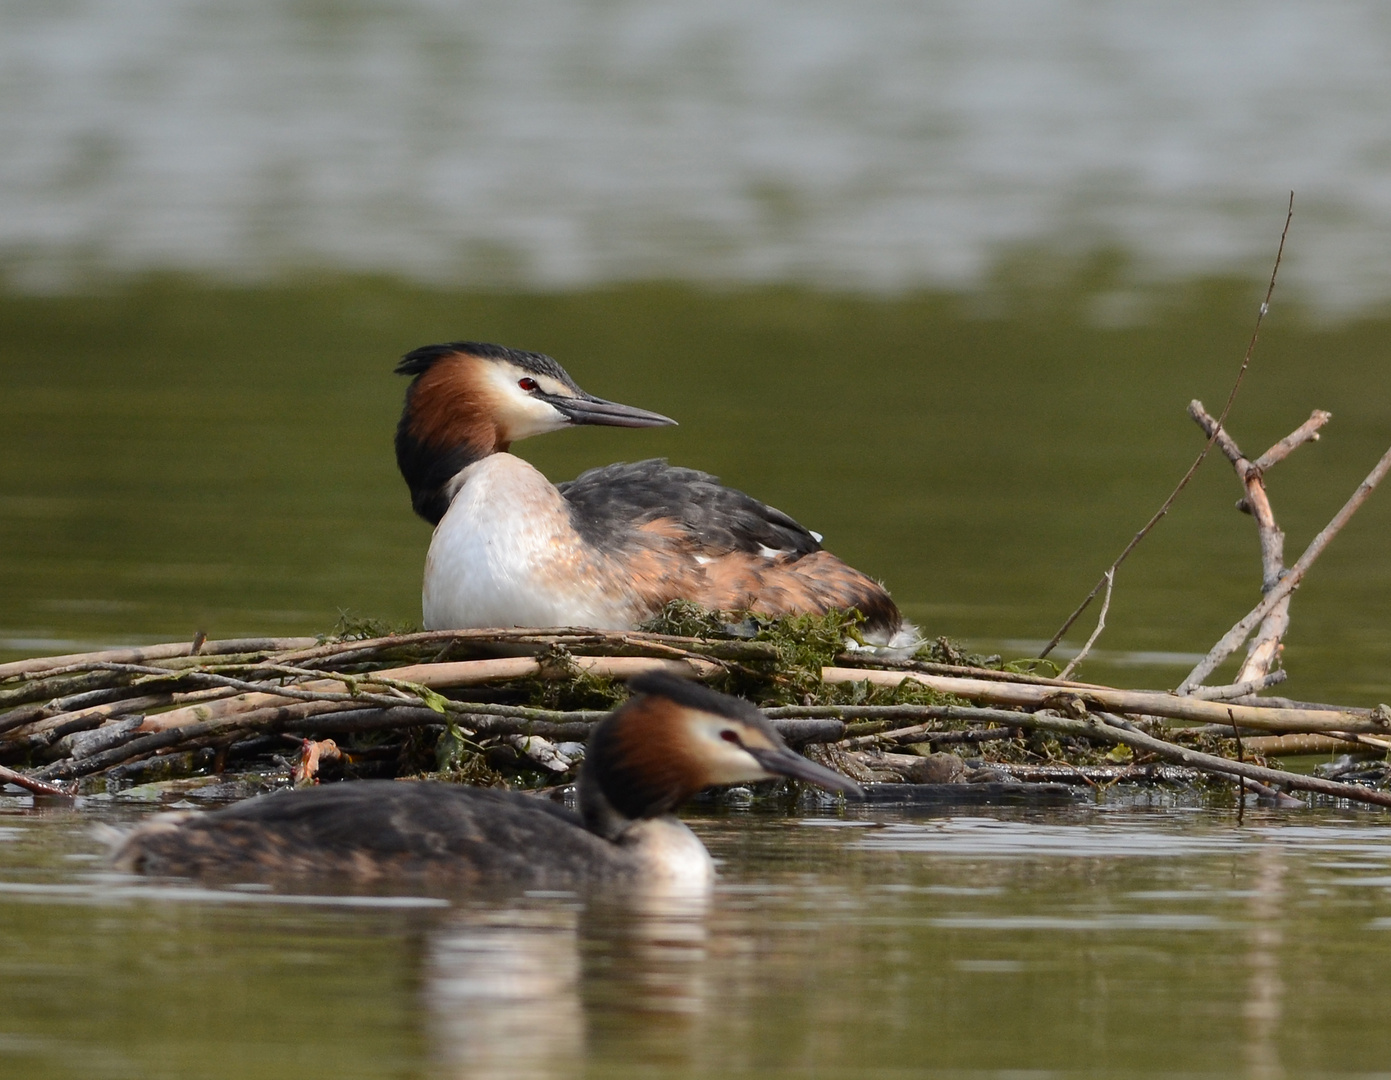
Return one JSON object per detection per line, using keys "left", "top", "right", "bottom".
{"left": 424, "top": 886, "right": 711, "bottom": 1080}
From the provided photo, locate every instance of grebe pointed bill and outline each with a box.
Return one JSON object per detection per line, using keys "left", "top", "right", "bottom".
{"left": 110, "top": 671, "right": 864, "bottom": 888}
{"left": 393, "top": 340, "right": 919, "bottom": 651}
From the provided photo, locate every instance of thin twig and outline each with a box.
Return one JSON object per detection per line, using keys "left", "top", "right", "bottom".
{"left": 1040, "top": 193, "right": 1295, "bottom": 659}
{"left": 1058, "top": 569, "right": 1113, "bottom": 680}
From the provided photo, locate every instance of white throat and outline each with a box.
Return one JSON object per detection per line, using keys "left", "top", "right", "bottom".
{"left": 618, "top": 816, "right": 716, "bottom": 888}
{"left": 422, "top": 454, "right": 638, "bottom": 631}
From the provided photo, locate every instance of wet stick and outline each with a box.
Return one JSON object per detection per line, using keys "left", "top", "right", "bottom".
{"left": 1013, "top": 711, "right": 1390, "bottom": 809}
{"left": 0, "top": 762, "right": 73, "bottom": 797}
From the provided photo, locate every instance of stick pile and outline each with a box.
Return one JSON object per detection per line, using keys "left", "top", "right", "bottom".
{"left": 1, "top": 617, "right": 1388, "bottom": 809}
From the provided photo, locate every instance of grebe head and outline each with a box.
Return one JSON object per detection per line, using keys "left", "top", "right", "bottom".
{"left": 579, "top": 671, "right": 863, "bottom": 840}
{"left": 395, "top": 341, "right": 677, "bottom": 523}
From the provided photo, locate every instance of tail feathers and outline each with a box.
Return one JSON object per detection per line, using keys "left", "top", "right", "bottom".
{"left": 850, "top": 619, "right": 922, "bottom": 661}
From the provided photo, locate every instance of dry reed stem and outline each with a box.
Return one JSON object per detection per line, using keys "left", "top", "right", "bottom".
{"left": 0, "top": 638, "right": 318, "bottom": 681}
{"left": 831, "top": 656, "right": 1105, "bottom": 689}
{"left": 823, "top": 666, "right": 1385, "bottom": 733}
{"left": 1058, "top": 568, "right": 1113, "bottom": 681}
{"left": 1242, "top": 732, "right": 1391, "bottom": 756}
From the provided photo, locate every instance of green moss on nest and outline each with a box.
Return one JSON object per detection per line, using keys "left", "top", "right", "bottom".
{"left": 638, "top": 599, "right": 734, "bottom": 639}
{"left": 324, "top": 611, "right": 423, "bottom": 643}
{"left": 916, "top": 636, "right": 1004, "bottom": 670}
{"left": 524, "top": 647, "right": 629, "bottom": 712}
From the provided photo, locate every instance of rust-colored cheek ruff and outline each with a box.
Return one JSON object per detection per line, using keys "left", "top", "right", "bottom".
{"left": 587, "top": 699, "right": 713, "bottom": 820}
{"left": 407, "top": 354, "right": 506, "bottom": 456}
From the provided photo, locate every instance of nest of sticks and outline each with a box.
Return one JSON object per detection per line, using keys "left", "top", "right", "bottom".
{"left": 1, "top": 593, "right": 1388, "bottom": 810}
{"left": 5, "top": 211, "right": 1391, "bottom": 812}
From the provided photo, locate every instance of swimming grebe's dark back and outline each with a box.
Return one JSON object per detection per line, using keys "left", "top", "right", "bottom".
{"left": 394, "top": 341, "right": 916, "bottom": 648}
{"left": 111, "top": 672, "right": 862, "bottom": 886}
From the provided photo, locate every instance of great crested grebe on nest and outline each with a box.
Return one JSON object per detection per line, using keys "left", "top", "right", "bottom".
{"left": 393, "top": 341, "right": 918, "bottom": 650}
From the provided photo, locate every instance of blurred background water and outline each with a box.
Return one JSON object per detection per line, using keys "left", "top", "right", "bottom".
{"left": 4, "top": 0, "right": 1391, "bottom": 309}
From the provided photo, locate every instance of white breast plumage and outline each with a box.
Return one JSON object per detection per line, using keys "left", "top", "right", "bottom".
{"left": 422, "top": 454, "right": 635, "bottom": 630}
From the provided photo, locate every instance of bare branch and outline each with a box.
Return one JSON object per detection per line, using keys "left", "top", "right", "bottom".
{"left": 1181, "top": 440, "right": 1391, "bottom": 690}
{"left": 1185, "top": 671, "right": 1287, "bottom": 701}
{"left": 1254, "top": 410, "right": 1332, "bottom": 471}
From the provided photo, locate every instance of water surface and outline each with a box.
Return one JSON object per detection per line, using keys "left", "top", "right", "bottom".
{"left": 7, "top": 2, "right": 1391, "bottom": 310}
{"left": 5, "top": 797, "right": 1391, "bottom": 1078}
{"left": 2, "top": 279, "right": 1388, "bottom": 703}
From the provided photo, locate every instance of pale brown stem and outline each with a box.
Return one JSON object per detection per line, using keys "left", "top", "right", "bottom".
{"left": 1254, "top": 411, "right": 1333, "bottom": 471}
{"left": 1058, "top": 569, "right": 1113, "bottom": 681}
{"left": 1243, "top": 732, "right": 1391, "bottom": 756}
{"left": 0, "top": 637, "right": 318, "bottom": 682}
{"left": 1185, "top": 671, "right": 1287, "bottom": 701}
{"left": 1181, "top": 440, "right": 1391, "bottom": 691}
{"left": 822, "top": 666, "right": 1386, "bottom": 733}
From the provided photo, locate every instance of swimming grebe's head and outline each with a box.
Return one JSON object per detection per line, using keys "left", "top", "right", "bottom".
{"left": 395, "top": 341, "right": 676, "bottom": 523}
{"left": 580, "top": 671, "right": 863, "bottom": 839}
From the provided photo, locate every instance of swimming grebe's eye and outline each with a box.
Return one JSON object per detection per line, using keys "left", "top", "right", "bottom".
{"left": 720, "top": 729, "right": 743, "bottom": 746}
{"left": 518, "top": 377, "right": 539, "bottom": 392}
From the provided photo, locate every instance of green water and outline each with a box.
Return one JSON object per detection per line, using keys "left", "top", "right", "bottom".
{"left": 5, "top": 797, "right": 1391, "bottom": 1079}
{"left": 4, "top": 284, "right": 1391, "bottom": 1078}
{"left": 2, "top": 273, "right": 1389, "bottom": 701}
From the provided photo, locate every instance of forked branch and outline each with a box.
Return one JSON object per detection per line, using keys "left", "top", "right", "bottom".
{"left": 1182, "top": 440, "right": 1391, "bottom": 691}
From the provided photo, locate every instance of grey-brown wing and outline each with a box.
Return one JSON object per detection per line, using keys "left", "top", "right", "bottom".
{"left": 558, "top": 459, "right": 821, "bottom": 558}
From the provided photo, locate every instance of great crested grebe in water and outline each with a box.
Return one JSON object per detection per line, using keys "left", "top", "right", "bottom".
{"left": 111, "top": 672, "right": 862, "bottom": 886}
{"left": 393, "top": 341, "right": 917, "bottom": 648}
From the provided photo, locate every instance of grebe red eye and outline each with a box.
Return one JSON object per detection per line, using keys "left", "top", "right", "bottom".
{"left": 720, "top": 730, "right": 742, "bottom": 746}
{"left": 518, "top": 377, "right": 539, "bottom": 392}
